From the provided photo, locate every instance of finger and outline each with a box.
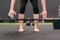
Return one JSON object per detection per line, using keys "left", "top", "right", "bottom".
{"left": 45, "top": 13, "right": 47, "bottom": 18}
{"left": 15, "top": 12, "right": 16, "bottom": 15}
{"left": 42, "top": 14, "right": 46, "bottom": 19}
{"left": 9, "top": 14, "right": 13, "bottom": 19}
{"left": 45, "top": 14, "right": 47, "bottom": 18}
{"left": 42, "top": 14, "right": 44, "bottom": 19}
{"left": 12, "top": 14, "right": 14, "bottom": 19}
{"left": 44, "top": 14, "right": 47, "bottom": 19}
{"left": 8, "top": 13, "right": 14, "bottom": 19}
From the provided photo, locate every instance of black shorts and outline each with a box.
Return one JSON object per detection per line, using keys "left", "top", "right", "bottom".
{"left": 19, "top": 0, "right": 39, "bottom": 14}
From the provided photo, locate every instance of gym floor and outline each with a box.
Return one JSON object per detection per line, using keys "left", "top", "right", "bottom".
{"left": 0, "top": 23, "right": 60, "bottom": 40}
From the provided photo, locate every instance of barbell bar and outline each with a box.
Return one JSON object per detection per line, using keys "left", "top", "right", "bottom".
{"left": 0, "top": 18, "right": 60, "bottom": 21}
{"left": 0, "top": 18, "right": 60, "bottom": 29}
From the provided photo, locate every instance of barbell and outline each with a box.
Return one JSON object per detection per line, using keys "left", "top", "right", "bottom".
{"left": 0, "top": 18, "right": 60, "bottom": 29}
{"left": 0, "top": 18, "right": 60, "bottom": 21}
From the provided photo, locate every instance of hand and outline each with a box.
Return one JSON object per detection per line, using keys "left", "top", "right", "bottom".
{"left": 40, "top": 10, "right": 47, "bottom": 19}
{"left": 8, "top": 10, "right": 16, "bottom": 19}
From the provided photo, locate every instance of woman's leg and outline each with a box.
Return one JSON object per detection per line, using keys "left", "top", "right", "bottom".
{"left": 30, "top": 0, "right": 39, "bottom": 32}
{"left": 18, "top": 0, "right": 28, "bottom": 32}
{"left": 33, "top": 14, "right": 39, "bottom": 32}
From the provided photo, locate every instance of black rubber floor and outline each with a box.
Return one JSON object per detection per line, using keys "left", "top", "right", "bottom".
{"left": 0, "top": 25, "right": 60, "bottom": 40}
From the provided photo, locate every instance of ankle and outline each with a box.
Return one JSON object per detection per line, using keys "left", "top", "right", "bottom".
{"left": 34, "top": 27, "right": 38, "bottom": 29}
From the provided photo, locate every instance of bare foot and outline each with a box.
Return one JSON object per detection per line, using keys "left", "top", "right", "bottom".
{"left": 18, "top": 29, "right": 24, "bottom": 32}
{"left": 34, "top": 28, "right": 40, "bottom": 32}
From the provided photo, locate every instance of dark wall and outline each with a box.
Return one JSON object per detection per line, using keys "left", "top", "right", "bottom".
{"left": 0, "top": 0, "right": 60, "bottom": 18}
